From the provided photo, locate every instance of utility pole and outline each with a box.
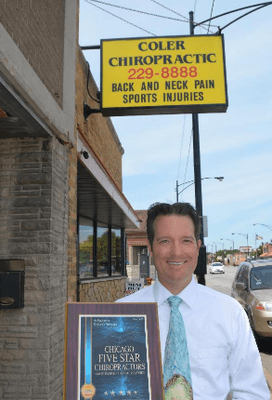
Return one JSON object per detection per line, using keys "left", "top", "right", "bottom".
{"left": 189, "top": 11, "right": 207, "bottom": 284}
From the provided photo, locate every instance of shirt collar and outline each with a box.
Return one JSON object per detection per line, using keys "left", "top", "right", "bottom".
{"left": 153, "top": 275, "right": 198, "bottom": 310}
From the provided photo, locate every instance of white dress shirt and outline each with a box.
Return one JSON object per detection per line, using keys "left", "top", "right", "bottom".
{"left": 117, "top": 277, "right": 270, "bottom": 400}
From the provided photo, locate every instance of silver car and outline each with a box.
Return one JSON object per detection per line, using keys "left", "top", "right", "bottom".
{"left": 231, "top": 259, "right": 272, "bottom": 337}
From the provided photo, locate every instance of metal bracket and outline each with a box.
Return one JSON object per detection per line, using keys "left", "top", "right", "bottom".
{"left": 84, "top": 103, "right": 102, "bottom": 120}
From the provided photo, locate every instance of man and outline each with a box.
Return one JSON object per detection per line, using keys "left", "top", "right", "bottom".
{"left": 118, "top": 202, "right": 270, "bottom": 399}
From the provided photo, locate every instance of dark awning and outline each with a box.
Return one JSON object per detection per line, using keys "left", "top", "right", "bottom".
{"left": 77, "top": 159, "right": 139, "bottom": 230}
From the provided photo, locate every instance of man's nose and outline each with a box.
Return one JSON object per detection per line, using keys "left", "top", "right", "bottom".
{"left": 170, "top": 241, "right": 182, "bottom": 256}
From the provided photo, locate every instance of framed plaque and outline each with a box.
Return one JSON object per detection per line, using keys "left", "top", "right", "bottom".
{"left": 64, "top": 302, "right": 163, "bottom": 400}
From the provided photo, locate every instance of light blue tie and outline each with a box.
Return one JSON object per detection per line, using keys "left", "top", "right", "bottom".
{"left": 163, "top": 296, "right": 193, "bottom": 397}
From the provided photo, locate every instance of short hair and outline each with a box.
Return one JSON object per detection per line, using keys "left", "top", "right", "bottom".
{"left": 146, "top": 202, "right": 200, "bottom": 247}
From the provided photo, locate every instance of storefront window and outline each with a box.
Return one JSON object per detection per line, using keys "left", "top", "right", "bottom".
{"left": 97, "top": 225, "right": 109, "bottom": 277}
{"left": 78, "top": 218, "right": 124, "bottom": 280}
{"left": 112, "top": 229, "right": 122, "bottom": 276}
{"left": 79, "top": 219, "right": 94, "bottom": 280}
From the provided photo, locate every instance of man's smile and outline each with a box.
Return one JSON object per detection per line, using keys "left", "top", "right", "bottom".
{"left": 167, "top": 261, "right": 186, "bottom": 266}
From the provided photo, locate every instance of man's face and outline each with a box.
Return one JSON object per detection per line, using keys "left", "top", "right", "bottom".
{"left": 149, "top": 215, "right": 201, "bottom": 293}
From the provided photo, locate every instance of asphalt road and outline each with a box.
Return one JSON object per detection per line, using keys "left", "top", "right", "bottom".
{"left": 205, "top": 265, "right": 272, "bottom": 394}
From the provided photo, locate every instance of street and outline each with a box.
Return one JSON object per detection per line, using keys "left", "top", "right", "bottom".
{"left": 205, "top": 265, "right": 272, "bottom": 394}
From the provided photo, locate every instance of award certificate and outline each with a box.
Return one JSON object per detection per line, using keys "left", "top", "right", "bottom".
{"left": 64, "top": 303, "right": 163, "bottom": 400}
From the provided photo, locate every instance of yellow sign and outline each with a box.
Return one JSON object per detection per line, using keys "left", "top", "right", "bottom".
{"left": 101, "top": 35, "right": 228, "bottom": 116}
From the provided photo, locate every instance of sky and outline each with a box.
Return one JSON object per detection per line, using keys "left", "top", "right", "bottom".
{"left": 79, "top": 0, "right": 272, "bottom": 251}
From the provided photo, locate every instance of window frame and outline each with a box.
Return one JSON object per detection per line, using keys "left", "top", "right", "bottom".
{"left": 78, "top": 217, "right": 126, "bottom": 282}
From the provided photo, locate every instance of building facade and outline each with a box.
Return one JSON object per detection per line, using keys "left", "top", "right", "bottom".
{"left": 0, "top": 1, "right": 139, "bottom": 399}
{"left": 126, "top": 211, "right": 156, "bottom": 282}
{"left": 260, "top": 243, "right": 272, "bottom": 258}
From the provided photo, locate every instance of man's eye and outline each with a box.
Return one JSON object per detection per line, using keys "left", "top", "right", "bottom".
{"left": 160, "top": 239, "right": 169, "bottom": 244}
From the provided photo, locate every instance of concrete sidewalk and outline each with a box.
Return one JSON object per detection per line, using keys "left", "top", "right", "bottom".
{"left": 264, "top": 369, "right": 272, "bottom": 399}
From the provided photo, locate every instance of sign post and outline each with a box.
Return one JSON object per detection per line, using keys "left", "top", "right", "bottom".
{"left": 189, "top": 11, "right": 207, "bottom": 283}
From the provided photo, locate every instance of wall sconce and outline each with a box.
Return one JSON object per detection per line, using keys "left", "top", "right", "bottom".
{"left": 80, "top": 149, "right": 89, "bottom": 159}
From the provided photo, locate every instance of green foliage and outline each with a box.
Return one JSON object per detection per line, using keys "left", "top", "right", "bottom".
{"left": 80, "top": 235, "right": 93, "bottom": 253}
{"left": 79, "top": 230, "right": 122, "bottom": 267}
{"left": 207, "top": 249, "right": 239, "bottom": 257}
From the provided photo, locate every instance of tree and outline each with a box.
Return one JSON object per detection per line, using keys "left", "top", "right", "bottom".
{"left": 80, "top": 235, "right": 93, "bottom": 253}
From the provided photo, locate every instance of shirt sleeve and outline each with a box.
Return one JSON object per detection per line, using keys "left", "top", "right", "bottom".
{"left": 228, "top": 302, "right": 270, "bottom": 399}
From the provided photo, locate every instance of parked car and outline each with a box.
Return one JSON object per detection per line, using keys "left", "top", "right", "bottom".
{"left": 231, "top": 259, "right": 272, "bottom": 337}
{"left": 209, "top": 262, "right": 225, "bottom": 274}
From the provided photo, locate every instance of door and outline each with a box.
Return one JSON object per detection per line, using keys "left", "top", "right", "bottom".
{"left": 139, "top": 254, "right": 150, "bottom": 282}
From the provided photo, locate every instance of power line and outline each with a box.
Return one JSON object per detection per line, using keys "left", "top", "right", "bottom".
{"left": 84, "top": 0, "right": 156, "bottom": 36}
{"left": 191, "top": 0, "right": 218, "bottom": 33}
{"left": 84, "top": 0, "right": 218, "bottom": 37}
{"left": 194, "top": 0, "right": 198, "bottom": 16}
{"left": 180, "top": 130, "right": 193, "bottom": 201}
{"left": 150, "top": 0, "right": 189, "bottom": 22}
{"left": 150, "top": 0, "right": 217, "bottom": 32}
{"left": 85, "top": 0, "right": 188, "bottom": 22}
{"left": 176, "top": 116, "right": 187, "bottom": 180}
{"left": 207, "top": 0, "right": 216, "bottom": 33}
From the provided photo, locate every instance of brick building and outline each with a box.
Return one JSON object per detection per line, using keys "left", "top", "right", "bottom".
{"left": 0, "top": 1, "right": 139, "bottom": 399}
{"left": 260, "top": 243, "right": 272, "bottom": 258}
{"left": 126, "top": 210, "right": 156, "bottom": 282}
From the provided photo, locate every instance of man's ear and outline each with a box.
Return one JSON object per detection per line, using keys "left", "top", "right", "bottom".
{"left": 197, "top": 239, "right": 201, "bottom": 250}
{"left": 147, "top": 241, "right": 153, "bottom": 258}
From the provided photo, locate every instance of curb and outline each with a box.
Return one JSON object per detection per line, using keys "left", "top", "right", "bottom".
{"left": 264, "top": 369, "right": 272, "bottom": 398}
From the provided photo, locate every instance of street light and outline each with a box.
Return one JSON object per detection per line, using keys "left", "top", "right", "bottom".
{"left": 176, "top": 176, "right": 224, "bottom": 202}
{"left": 207, "top": 244, "right": 214, "bottom": 253}
{"left": 213, "top": 242, "right": 218, "bottom": 253}
{"left": 253, "top": 223, "right": 272, "bottom": 232}
{"left": 216, "top": 241, "right": 224, "bottom": 251}
{"left": 221, "top": 238, "right": 235, "bottom": 250}
{"left": 232, "top": 232, "right": 249, "bottom": 257}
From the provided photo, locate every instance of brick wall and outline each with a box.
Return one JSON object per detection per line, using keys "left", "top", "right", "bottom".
{"left": 66, "top": 46, "right": 127, "bottom": 303}
{"left": 126, "top": 265, "right": 156, "bottom": 281}
{"left": 76, "top": 48, "right": 124, "bottom": 191}
{"left": 126, "top": 265, "right": 141, "bottom": 281}
{"left": 0, "top": 136, "right": 69, "bottom": 399}
{"left": 1, "top": 0, "right": 65, "bottom": 107}
{"left": 67, "top": 147, "right": 78, "bottom": 302}
{"left": 79, "top": 278, "right": 127, "bottom": 302}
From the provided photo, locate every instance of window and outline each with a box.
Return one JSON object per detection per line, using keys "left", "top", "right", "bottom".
{"left": 78, "top": 218, "right": 125, "bottom": 280}
{"left": 236, "top": 265, "right": 249, "bottom": 287}
{"left": 79, "top": 219, "right": 94, "bottom": 280}
{"left": 112, "top": 229, "right": 122, "bottom": 276}
{"left": 250, "top": 265, "right": 272, "bottom": 290}
{"left": 97, "top": 225, "right": 109, "bottom": 277}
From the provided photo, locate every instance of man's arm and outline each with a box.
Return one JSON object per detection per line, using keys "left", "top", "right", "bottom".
{"left": 229, "top": 304, "right": 270, "bottom": 399}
